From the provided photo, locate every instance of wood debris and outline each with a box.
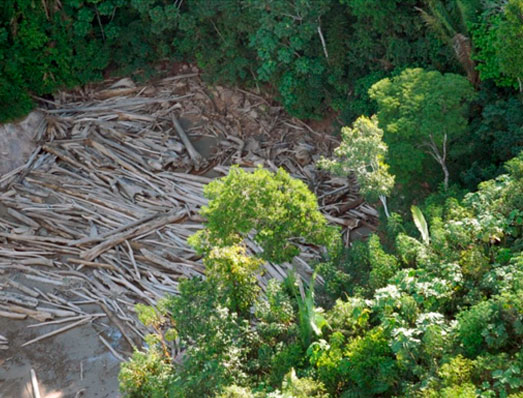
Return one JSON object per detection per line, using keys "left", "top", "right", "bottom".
{"left": 0, "top": 71, "right": 378, "bottom": 353}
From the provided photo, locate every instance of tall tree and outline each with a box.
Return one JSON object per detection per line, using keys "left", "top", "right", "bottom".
{"left": 318, "top": 115, "right": 395, "bottom": 217}
{"left": 369, "top": 68, "right": 475, "bottom": 191}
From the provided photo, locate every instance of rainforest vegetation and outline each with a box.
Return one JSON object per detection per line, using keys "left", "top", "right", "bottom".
{"left": 1, "top": 0, "right": 522, "bottom": 397}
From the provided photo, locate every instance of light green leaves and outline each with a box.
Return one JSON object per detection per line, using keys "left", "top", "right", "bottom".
{"left": 318, "top": 115, "right": 395, "bottom": 203}
{"left": 411, "top": 205, "right": 430, "bottom": 244}
{"left": 204, "top": 245, "right": 263, "bottom": 315}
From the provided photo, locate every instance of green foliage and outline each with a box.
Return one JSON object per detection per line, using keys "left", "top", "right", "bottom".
{"left": 316, "top": 241, "right": 372, "bottom": 304}
{"left": 496, "top": 0, "right": 523, "bottom": 88}
{"left": 217, "top": 385, "right": 260, "bottom": 398}
{"left": 370, "top": 68, "right": 476, "bottom": 189}
{"left": 457, "top": 291, "right": 523, "bottom": 358}
{"left": 119, "top": 347, "right": 174, "bottom": 398}
{"left": 167, "top": 279, "right": 254, "bottom": 398}
{"left": 459, "top": 92, "right": 523, "bottom": 188}
{"left": 417, "top": 0, "right": 482, "bottom": 84}
{"left": 174, "top": 0, "right": 258, "bottom": 85}
{"left": 2, "top": 0, "right": 460, "bottom": 122}
{"left": 411, "top": 205, "right": 430, "bottom": 244}
{"left": 287, "top": 273, "right": 329, "bottom": 348}
{"left": 190, "top": 166, "right": 339, "bottom": 263}
{"left": 318, "top": 116, "right": 395, "bottom": 204}
{"left": 205, "top": 245, "right": 263, "bottom": 315}
{"left": 122, "top": 152, "right": 523, "bottom": 398}
{"left": 344, "top": 327, "right": 400, "bottom": 396}
{"left": 368, "top": 235, "right": 399, "bottom": 290}
{"left": 216, "top": 369, "right": 329, "bottom": 398}
{"left": 342, "top": 0, "right": 454, "bottom": 78}
{"left": 0, "top": 0, "right": 180, "bottom": 122}
{"left": 471, "top": 0, "right": 523, "bottom": 89}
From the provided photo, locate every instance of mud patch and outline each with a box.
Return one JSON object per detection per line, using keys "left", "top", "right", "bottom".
{"left": 0, "top": 318, "right": 120, "bottom": 398}
{"left": 0, "top": 273, "right": 122, "bottom": 398}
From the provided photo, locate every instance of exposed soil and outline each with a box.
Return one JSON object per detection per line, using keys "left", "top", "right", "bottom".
{"left": 0, "top": 304, "right": 121, "bottom": 398}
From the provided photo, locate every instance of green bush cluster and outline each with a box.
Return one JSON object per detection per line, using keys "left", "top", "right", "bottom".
{"left": 120, "top": 152, "right": 523, "bottom": 397}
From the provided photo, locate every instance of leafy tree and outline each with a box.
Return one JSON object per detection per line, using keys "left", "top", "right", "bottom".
{"left": 189, "top": 166, "right": 339, "bottom": 263}
{"left": 246, "top": 0, "right": 335, "bottom": 119}
{"left": 369, "top": 68, "right": 475, "bottom": 190}
{"left": 459, "top": 93, "right": 523, "bottom": 188}
{"left": 121, "top": 151, "right": 523, "bottom": 398}
{"left": 471, "top": 0, "right": 523, "bottom": 90}
{"left": 341, "top": 0, "right": 454, "bottom": 79}
{"left": 167, "top": 278, "right": 254, "bottom": 398}
{"left": 367, "top": 235, "right": 399, "bottom": 290}
{"left": 119, "top": 345, "right": 174, "bottom": 398}
{"left": 319, "top": 115, "right": 395, "bottom": 217}
{"left": 496, "top": 0, "right": 523, "bottom": 91}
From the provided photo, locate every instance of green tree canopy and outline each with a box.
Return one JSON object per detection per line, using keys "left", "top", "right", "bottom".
{"left": 189, "top": 166, "right": 339, "bottom": 264}
{"left": 369, "top": 68, "right": 475, "bottom": 190}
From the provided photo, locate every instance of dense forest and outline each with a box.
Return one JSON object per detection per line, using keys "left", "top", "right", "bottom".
{"left": 1, "top": 0, "right": 522, "bottom": 397}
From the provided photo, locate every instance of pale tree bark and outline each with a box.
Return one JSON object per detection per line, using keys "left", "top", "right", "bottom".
{"left": 425, "top": 133, "right": 449, "bottom": 191}
{"left": 379, "top": 195, "right": 391, "bottom": 219}
{"left": 317, "top": 19, "right": 329, "bottom": 61}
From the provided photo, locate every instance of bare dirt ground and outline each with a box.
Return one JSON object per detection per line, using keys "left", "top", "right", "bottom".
{"left": 0, "top": 118, "right": 122, "bottom": 397}
{"left": 0, "top": 65, "right": 376, "bottom": 397}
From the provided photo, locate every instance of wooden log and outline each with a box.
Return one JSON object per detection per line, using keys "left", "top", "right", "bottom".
{"left": 69, "top": 212, "right": 157, "bottom": 247}
{"left": 21, "top": 317, "right": 92, "bottom": 347}
{"left": 37, "top": 307, "right": 76, "bottom": 318}
{"left": 7, "top": 279, "right": 39, "bottom": 297}
{"left": 0, "top": 310, "right": 27, "bottom": 319}
{"left": 171, "top": 114, "right": 203, "bottom": 169}
{"left": 25, "top": 274, "right": 64, "bottom": 286}
{"left": 0, "top": 292, "right": 39, "bottom": 308}
{"left": 99, "top": 335, "right": 125, "bottom": 361}
{"left": 0, "top": 304, "right": 53, "bottom": 322}
{"left": 81, "top": 209, "right": 186, "bottom": 261}
{"left": 68, "top": 258, "right": 117, "bottom": 271}
{"left": 31, "top": 369, "right": 41, "bottom": 398}
{"left": 98, "top": 302, "right": 137, "bottom": 349}
{"left": 7, "top": 208, "right": 40, "bottom": 228}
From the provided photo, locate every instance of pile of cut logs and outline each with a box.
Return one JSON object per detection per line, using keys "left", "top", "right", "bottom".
{"left": 0, "top": 70, "right": 378, "bottom": 356}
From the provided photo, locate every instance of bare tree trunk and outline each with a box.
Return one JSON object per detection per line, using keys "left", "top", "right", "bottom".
{"left": 441, "top": 162, "right": 449, "bottom": 191}
{"left": 426, "top": 133, "right": 449, "bottom": 191}
{"left": 379, "top": 195, "right": 390, "bottom": 218}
